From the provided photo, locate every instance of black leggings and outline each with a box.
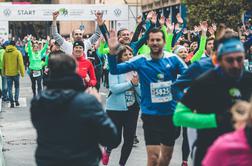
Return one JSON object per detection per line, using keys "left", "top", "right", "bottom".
{"left": 182, "top": 127, "right": 190, "bottom": 161}
{"left": 106, "top": 106, "right": 139, "bottom": 165}
{"left": 29, "top": 72, "right": 42, "bottom": 96}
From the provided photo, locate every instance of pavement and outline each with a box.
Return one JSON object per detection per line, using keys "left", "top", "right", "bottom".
{"left": 0, "top": 75, "right": 191, "bottom": 166}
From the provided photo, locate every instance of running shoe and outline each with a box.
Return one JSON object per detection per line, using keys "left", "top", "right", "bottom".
{"left": 102, "top": 147, "right": 110, "bottom": 165}
{"left": 181, "top": 161, "right": 188, "bottom": 166}
{"left": 133, "top": 136, "right": 139, "bottom": 145}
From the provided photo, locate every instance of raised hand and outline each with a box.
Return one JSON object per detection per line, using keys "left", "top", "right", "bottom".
{"left": 137, "top": 15, "right": 142, "bottom": 24}
{"left": 107, "top": 29, "right": 121, "bottom": 55}
{"left": 146, "top": 11, "right": 154, "bottom": 20}
{"left": 95, "top": 11, "right": 104, "bottom": 26}
{"left": 151, "top": 12, "right": 157, "bottom": 24}
{"left": 165, "top": 18, "right": 174, "bottom": 34}
{"left": 176, "top": 13, "right": 183, "bottom": 24}
{"left": 200, "top": 21, "right": 208, "bottom": 32}
{"left": 208, "top": 26, "right": 215, "bottom": 36}
{"left": 52, "top": 11, "right": 59, "bottom": 21}
{"left": 159, "top": 16, "right": 165, "bottom": 26}
{"left": 212, "top": 23, "right": 217, "bottom": 32}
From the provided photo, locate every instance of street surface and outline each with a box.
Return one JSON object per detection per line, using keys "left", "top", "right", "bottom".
{"left": 0, "top": 75, "right": 190, "bottom": 166}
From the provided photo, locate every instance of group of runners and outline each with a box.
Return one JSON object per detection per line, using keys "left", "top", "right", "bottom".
{"left": 1, "top": 9, "right": 252, "bottom": 166}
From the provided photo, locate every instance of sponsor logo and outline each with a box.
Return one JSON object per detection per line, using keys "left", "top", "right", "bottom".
{"left": 114, "top": 8, "right": 121, "bottom": 17}
{"left": 3, "top": 9, "right": 11, "bottom": 17}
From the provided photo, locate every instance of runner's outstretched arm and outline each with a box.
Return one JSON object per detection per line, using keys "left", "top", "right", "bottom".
{"left": 190, "top": 22, "right": 208, "bottom": 63}
{"left": 173, "top": 102, "right": 217, "bottom": 129}
{"left": 51, "top": 11, "right": 66, "bottom": 46}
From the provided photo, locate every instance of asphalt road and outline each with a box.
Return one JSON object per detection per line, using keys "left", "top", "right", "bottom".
{"left": 0, "top": 75, "right": 191, "bottom": 166}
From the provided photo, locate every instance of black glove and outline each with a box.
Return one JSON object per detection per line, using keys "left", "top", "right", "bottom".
{"left": 216, "top": 111, "right": 233, "bottom": 131}
{"left": 245, "top": 125, "right": 252, "bottom": 148}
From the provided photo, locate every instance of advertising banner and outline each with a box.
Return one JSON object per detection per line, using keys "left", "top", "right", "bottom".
{"left": 0, "top": 4, "right": 128, "bottom": 21}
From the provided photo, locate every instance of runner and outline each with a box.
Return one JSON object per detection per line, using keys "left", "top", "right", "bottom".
{"left": 107, "top": 28, "right": 187, "bottom": 166}
{"left": 27, "top": 35, "right": 49, "bottom": 96}
{"left": 72, "top": 40, "right": 97, "bottom": 88}
{"left": 51, "top": 11, "right": 103, "bottom": 56}
{"left": 173, "top": 30, "right": 252, "bottom": 166}
{"left": 102, "top": 45, "right": 141, "bottom": 166}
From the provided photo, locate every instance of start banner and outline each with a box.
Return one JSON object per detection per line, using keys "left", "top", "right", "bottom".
{"left": 0, "top": 4, "right": 128, "bottom": 21}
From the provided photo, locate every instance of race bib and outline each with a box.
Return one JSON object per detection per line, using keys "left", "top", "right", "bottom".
{"left": 32, "top": 70, "right": 41, "bottom": 77}
{"left": 125, "top": 90, "right": 136, "bottom": 107}
{"left": 150, "top": 81, "right": 172, "bottom": 103}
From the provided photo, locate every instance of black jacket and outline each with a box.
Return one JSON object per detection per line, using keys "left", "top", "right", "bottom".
{"left": 31, "top": 73, "right": 117, "bottom": 166}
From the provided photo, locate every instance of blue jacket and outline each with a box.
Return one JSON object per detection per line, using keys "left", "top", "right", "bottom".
{"left": 106, "top": 73, "right": 141, "bottom": 111}
{"left": 108, "top": 51, "right": 187, "bottom": 116}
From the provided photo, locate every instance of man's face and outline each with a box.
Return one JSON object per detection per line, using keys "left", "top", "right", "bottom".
{"left": 118, "top": 30, "right": 131, "bottom": 44}
{"left": 219, "top": 52, "right": 245, "bottom": 79}
{"left": 73, "top": 46, "right": 84, "bottom": 58}
{"left": 147, "top": 32, "right": 165, "bottom": 57}
{"left": 206, "top": 40, "right": 214, "bottom": 54}
{"left": 73, "top": 29, "right": 83, "bottom": 41}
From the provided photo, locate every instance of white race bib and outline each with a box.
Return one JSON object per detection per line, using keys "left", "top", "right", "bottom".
{"left": 32, "top": 70, "right": 41, "bottom": 77}
{"left": 150, "top": 81, "right": 172, "bottom": 103}
{"left": 125, "top": 90, "right": 136, "bottom": 107}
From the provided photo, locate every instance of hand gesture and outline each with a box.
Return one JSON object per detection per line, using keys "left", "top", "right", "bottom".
{"left": 52, "top": 11, "right": 59, "bottom": 21}
{"left": 84, "top": 74, "right": 90, "bottom": 83}
{"left": 176, "top": 13, "right": 183, "bottom": 24}
{"left": 107, "top": 29, "right": 120, "bottom": 55}
{"left": 200, "top": 21, "right": 208, "bottom": 32}
{"left": 151, "top": 12, "right": 157, "bottom": 24}
{"left": 137, "top": 15, "right": 142, "bottom": 24}
{"left": 95, "top": 11, "right": 104, "bottom": 26}
{"left": 131, "top": 74, "right": 139, "bottom": 86}
{"left": 146, "top": 11, "right": 154, "bottom": 20}
{"left": 212, "top": 23, "right": 217, "bottom": 32}
{"left": 194, "top": 25, "right": 201, "bottom": 33}
{"left": 208, "top": 26, "right": 215, "bottom": 36}
{"left": 159, "top": 16, "right": 165, "bottom": 26}
{"left": 165, "top": 18, "right": 174, "bottom": 34}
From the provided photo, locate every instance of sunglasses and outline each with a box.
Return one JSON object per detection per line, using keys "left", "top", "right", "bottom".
{"left": 225, "top": 56, "right": 244, "bottom": 64}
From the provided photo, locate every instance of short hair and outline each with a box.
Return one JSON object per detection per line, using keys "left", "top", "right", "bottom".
{"left": 48, "top": 52, "right": 76, "bottom": 77}
{"left": 180, "top": 40, "right": 191, "bottom": 46}
{"left": 205, "top": 37, "right": 215, "bottom": 49}
{"left": 117, "top": 28, "right": 128, "bottom": 37}
{"left": 147, "top": 28, "right": 165, "bottom": 41}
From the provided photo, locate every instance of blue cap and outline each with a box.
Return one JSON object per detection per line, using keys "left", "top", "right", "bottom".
{"left": 217, "top": 39, "right": 245, "bottom": 58}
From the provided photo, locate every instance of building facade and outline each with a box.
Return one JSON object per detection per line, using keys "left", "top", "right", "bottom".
{"left": 141, "top": 0, "right": 186, "bottom": 24}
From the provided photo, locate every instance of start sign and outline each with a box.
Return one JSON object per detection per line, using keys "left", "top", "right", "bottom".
{"left": 0, "top": 4, "right": 128, "bottom": 21}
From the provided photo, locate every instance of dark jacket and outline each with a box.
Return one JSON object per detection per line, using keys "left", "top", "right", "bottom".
{"left": 31, "top": 73, "right": 117, "bottom": 166}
